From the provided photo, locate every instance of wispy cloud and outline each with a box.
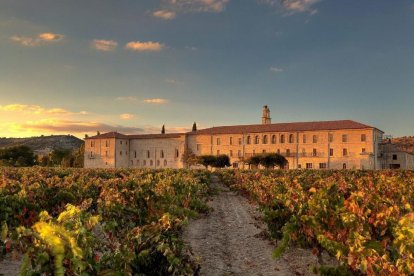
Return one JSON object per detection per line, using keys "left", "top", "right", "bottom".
{"left": 91, "top": 39, "right": 118, "bottom": 51}
{"left": 153, "top": 10, "right": 177, "bottom": 20}
{"left": 270, "top": 67, "right": 284, "bottom": 73}
{"left": 0, "top": 104, "right": 73, "bottom": 115}
{"left": 10, "top": 32, "right": 64, "bottom": 47}
{"left": 120, "top": 113, "right": 135, "bottom": 120}
{"left": 125, "top": 41, "right": 164, "bottom": 52}
{"left": 143, "top": 98, "right": 169, "bottom": 104}
{"left": 261, "top": 0, "right": 321, "bottom": 15}
{"left": 115, "top": 96, "right": 139, "bottom": 102}
{"left": 165, "top": 79, "right": 180, "bottom": 84}
{"left": 9, "top": 119, "right": 145, "bottom": 135}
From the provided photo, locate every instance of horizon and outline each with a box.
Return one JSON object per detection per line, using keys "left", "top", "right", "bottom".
{"left": 1, "top": 0, "right": 414, "bottom": 138}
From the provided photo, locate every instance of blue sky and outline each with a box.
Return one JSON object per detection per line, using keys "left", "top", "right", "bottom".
{"left": 0, "top": 0, "right": 414, "bottom": 138}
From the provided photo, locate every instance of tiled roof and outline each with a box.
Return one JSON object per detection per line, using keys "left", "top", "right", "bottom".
{"left": 128, "top": 133, "right": 184, "bottom": 139}
{"left": 193, "top": 120, "right": 376, "bottom": 135}
{"left": 86, "top": 132, "right": 129, "bottom": 139}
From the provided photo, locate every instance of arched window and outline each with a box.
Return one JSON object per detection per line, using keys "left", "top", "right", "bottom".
{"left": 280, "top": 135, "right": 285, "bottom": 143}
{"left": 271, "top": 135, "right": 276, "bottom": 144}
{"left": 164, "top": 160, "right": 167, "bottom": 166}
{"left": 147, "top": 150, "right": 150, "bottom": 158}
{"left": 303, "top": 135, "right": 307, "bottom": 144}
{"left": 175, "top": 149, "right": 179, "bottom": 158}
{"left": 263, "top": 135, "right": 268, "bottom": 144}
{"left": 246, "top": 136, "right": 251, "bottom": 144}
{"left": 343, "top": 163, "right": 347, "bottom": 169}
{"left": 361, "top": 134, "right": 366, "bottom": 142}
{"left": 313, "top": 135, "right": 318, "bottom": 143}
{"left": 160, "top": 150, "right": 164, "bottom": 158}
{"left": 289, "top": 134, "right": 294, "bottom": 144}
{"left": 255, "top": 136, "right": 259, "bottom": 144}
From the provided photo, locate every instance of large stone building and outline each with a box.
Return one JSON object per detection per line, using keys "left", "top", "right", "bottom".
{"left": 84, "top": 106, "right": 414, "bottom": 170}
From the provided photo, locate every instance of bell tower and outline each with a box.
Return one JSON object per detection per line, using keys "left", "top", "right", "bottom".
{"left": 261, "top": 105, "right": 271, "bottom": 124}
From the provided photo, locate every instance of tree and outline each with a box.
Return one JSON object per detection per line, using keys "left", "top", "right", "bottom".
{"left": 197, "top": 155, "right": 217, "bottom": 169}
{"left": 245, "top": 153, "right": 287, "bottom": 169}
{"left": 181, "top": 148, "right": 198, "bottom": 168}
{"left": 192, "top": 122, "right": 197, "bottom": 132}
{"left": 0, "top": 146, "right": 35, "bottom": 167}
{"left": 72, "top": 144, "right": 84, "bottom": 168}
{"left": 50, "top": 149, "right": 72, "bottom": 166}
{"left": 161, "top": 125, "right": 165, "bottom": 134}
{"left": 213, "top": 155, "right": 231, "bottom": 168}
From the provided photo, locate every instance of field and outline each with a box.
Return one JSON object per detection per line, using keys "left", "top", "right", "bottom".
{"left": 217, "top": 169, "right": 414, "bottom": 275}
{"left": 1, "top": 168, "right": 414, "bottom": 275}
{"left": 0, "top": 167, "right": 211, "bottom": 275}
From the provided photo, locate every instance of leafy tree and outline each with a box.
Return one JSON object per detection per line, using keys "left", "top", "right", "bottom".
{"left": 50, "top": 149, "right": 72, "bottom": 166}
{"left": 213, "top": 155, "right": 231, "bottom": 168}
{"left": 72, "top": 144, "right": 84, "bottom": 168}
{"left": 0, "top": 146, "right": 35, "bottom": 167}
{"left": 181, "top": 148, "right": 198, "bottom": 168}
{"left": 197, "top": 155, "right": 217, "bottom": 169}
{"left": 246, "top": 153, "right": 287, "bottom": 169}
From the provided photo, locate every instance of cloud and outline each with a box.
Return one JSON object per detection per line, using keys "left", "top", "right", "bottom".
{"left": 270, "top": 67, "right": 284, "bottom": 73}
{"left": 165, "top": 79, "right": 179, "bottom": 84}
{"left": 11, "top": 119, "right": 145, "bottom": 134}
{"left": 120, "top": 113, "right": 135, "bottom": 120}
{"left": 0, "top": 104, "right": 73, "bottom": 115}
{"left": 261, "top": 0, "right": 321, "bottom": 15}
{"left": 10, "top": 32, "right": 64, "bottom": 46}
{"left": 153, "top": 10, "right": 177, "bottom": 20}
{"left": 164, "top": 0, "right": 229, "bottom": 13}
{"left": 143, "top": 98, "right": 169, "bottom": 104}
{"left": 91, "top": 39, "right": 118, "bottom": 51}
{"left": 115, "top": 96, "right": 139, "bottom": 101}
{"left": 125, "top": 41, "right": 164, "bottom": 52}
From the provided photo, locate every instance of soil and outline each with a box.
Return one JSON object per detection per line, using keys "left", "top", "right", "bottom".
{"left": 182, "top": 175, "right": 323, "bottom": 276}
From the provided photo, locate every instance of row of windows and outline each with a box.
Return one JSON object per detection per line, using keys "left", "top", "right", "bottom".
{"left": 299, "top": 163, "right": 347, "bottom": 169}
{"left": 90, "top": 140, "right": 128, "bottom": 147}
{"left": 216, "top": 134, "right": 368, "bottom": 145}
{"left": 121, "top": 149, "right": 180, "bottom": 159}
{"left": 216, "top": 148, "right": 366, "bottom": 157}
{"left": 130, "top": 159, "right": 168, "bottom": 167}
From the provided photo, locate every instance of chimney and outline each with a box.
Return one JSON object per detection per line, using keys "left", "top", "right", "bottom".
{"left": 261, "top": 105, "right": 271, "bottom": 124}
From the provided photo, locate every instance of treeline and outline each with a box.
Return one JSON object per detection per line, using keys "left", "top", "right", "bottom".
{"left": 0, "top": 145, "right": 84, "bottom": 167}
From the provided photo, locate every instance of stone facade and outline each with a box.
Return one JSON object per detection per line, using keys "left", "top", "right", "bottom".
{"left": 84, "top": 106, "right": 412, "bottom": 170}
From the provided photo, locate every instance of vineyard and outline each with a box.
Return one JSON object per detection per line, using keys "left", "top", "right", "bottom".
{"left": 0, "top": 167, "right": 211, "bottom": 275}
{"left": 217, "top": 169, "right": 414, "bottom": 275}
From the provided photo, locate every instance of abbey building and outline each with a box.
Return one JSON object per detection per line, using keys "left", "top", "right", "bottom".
{"left": 84, "top": 106, "right": 414, "bottom": 170}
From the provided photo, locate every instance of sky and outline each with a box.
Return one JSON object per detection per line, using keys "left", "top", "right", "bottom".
{"left": 1, "top": 0, "right": 414, "bottom": 138}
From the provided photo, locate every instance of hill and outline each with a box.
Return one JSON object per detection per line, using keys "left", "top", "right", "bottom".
{"left": 391, "top": 136, "right": 414, "bottom": 155}
{"left": 0, "top": 135, "right": 84, "bottom": 154}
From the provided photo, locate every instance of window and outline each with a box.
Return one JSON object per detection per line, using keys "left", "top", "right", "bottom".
{"left": 105, "top": 151, "right": 108, "bottom": 157}
{"left": 303, "top": 135, "right": 307, "bottom": 144}
{"left": 280, "top": 135, "right": 285, "bottom": 143}
{"left": 302, "top": 148, "right": 306, "bottom": 156}
{"left": 289, "top": 134, "right": 294, "bottom": 143}
{"left": 233, "top": 163, "right": 239, "bottom": 169}
{"left": 126, "top": 141, "right": 128, "bottom": 145}
{"left": 343, "top": 148, "right": 348, "bottom": 156}
{"left": 313, "top": 135, "right": 318, "bottom": 143}
{"left": 262, "top": 150, "right": 266, "bottom": 153}
{"left": 328, "top": 134, "right": 333, "bottom": 143}
{"left": 253, "top": 150, "right": 256, "bottom": 155}
{"left": 217, "top": 138, "right": 221, "bottom": 145}
{"left": 157, "top": 160, "right": 160, "bottom": 166}
{"left": 329, "top": 148, "right": 334, "bottom": 157}
{"left": 342, "top": 134, "right": 348, "bottom": 143}
{"left": 134, "top": 151, "right": 137, "bottom": 158}
{"left": 175, "top": 149, "right": 179, "bottom": 158}
{"left": 161, "top": 150, "right": 164, "bottom": 158}
{"left": 362, "top": 148, "right": 366, "bottom": 153}
{"left": 246, "top": 136, "right": 251, "bottom": 144}
{"left": 319, "top": 163, "right": 327, "bottom": 169}
{"left": 298, "top": 164, "right": 302, "bottom": 169}
{"left": 120, "top": 151, "right": 122, "bottom": 156}
{"left": 120, "top": 141, "right": 122, "bottom": 145}
{"left": 230, "top": 150, "right": 233, "bottom": 157}
{"left": 150, "top": 160, "right": 153, "bottom": 166}
{"left": 143, "top": 160, "right": 146, "bottom": 166}
{"left": 91, "top": 141, "right": 95, "bottom": 147}
{"left": 229, "top": 137, "right": 233, "bottom": 145}
{"left": 147, "top": 151, "right": 150, "bottom": 158}
{"left": 361, "top": 134, "right": 366, "bottom": 142}
{"left": 343, "top": 163, "right": 347, "bottom": 169}
{"left": 238, "top": 150, "right": 242, "bottom": 157}
{"left": 90, "top": 151, "right": 93, "bottom": 157}
{"left": 286, "top": 149, "right": 291, "bottom": 157}
{"left": 277, "top": 149, "right": 280, "bottom": 154}
{"left": 271, "top": 135, "right": 276, "bottom": 144}
{"left": 105, "top": 140, "right": 109, "bottom": 147}
{"left": 217, "top": 150, "right": 220, "bottom": 155}
{"left": 263, "top": 135, "right": 268, "bottom": 144}
{"left": 164, "top": 160, "right": 167, "bottom": 166}
{"left": 306, "top": 163, "right": 313, "bottom": 169}
{"left": 393, "top": 154, "right": 398, "bottom": 160}
{"left": 130, "top": 160, "right": 133, "bottom": 165}
{"left": 136, "top": 160, "right": 139, "bottom": 165}
{"left": 254, "top": 136, "right": 259, "bottom": 144}
{"left": 238, "top": 138, "right": 242, "bottom": 145}
{"left": 313, "top": 148, "right": 317, "bottom": 157}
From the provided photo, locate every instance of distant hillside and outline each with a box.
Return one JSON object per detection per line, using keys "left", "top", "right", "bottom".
{"left": 391, "top": 136, "right": 414, "bottom": 155}
{"left": 0, "top": 135, "right": 84, "bottom": 153}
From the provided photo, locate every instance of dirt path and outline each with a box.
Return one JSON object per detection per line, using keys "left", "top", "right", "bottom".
{"left": 183, "top": 175, "right": 319, "bottom": 276}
